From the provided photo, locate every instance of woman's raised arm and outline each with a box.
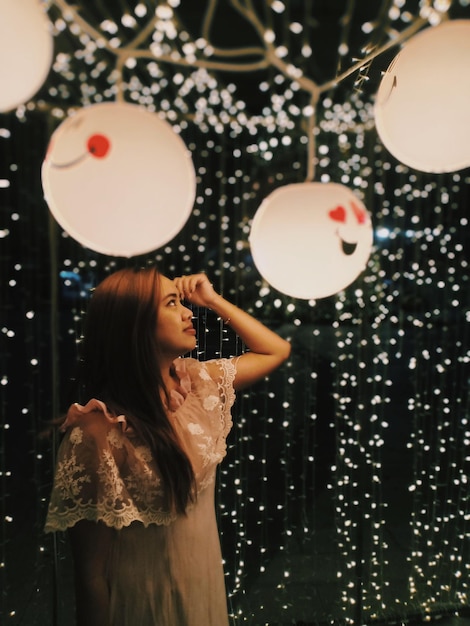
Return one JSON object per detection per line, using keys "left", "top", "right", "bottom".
{"left": 174, "top": 274, "right": 291, "bottom": 390}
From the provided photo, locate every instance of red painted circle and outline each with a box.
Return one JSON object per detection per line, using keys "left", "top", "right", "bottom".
{"left": 87, "top": 133, "right": 110, "bottom": 158}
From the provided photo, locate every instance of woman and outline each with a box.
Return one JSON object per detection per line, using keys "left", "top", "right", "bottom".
{"left": 45, "top": 267, "right": 291, "bottom": 626}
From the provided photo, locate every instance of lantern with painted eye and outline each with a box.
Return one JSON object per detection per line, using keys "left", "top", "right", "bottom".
{"left": 374, "top": 19, "right": 470, "bottom": 173}
{"left": 41, "top": 102, "right": 196, "bottom": 257}
{"left": 249, "top": 182, "right": 373, "bottom": 299}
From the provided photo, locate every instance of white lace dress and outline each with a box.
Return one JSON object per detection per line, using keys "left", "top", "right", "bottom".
{"left": 45, "top": 357, "right": 237, "bottom": 626}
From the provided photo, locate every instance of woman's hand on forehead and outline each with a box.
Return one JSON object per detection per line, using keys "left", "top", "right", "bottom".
{"left": 173, "top": 274, "right": 219, "bottom": 309}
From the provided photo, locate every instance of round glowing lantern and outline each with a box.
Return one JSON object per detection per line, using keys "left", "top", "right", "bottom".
{"left": 0, "top": 0, "right": 54, "bottom": 112}
{"left": 374, "top": 20, "right": 470, "bottom": 173}
{"left": 42, "top": 102, "right": 196, "bottom": 257}
{"left": 249, "top": 183, "right": 373, "bottom": 300}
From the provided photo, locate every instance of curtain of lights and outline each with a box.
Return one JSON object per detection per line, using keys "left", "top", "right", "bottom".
{"left": 1, "top": 1, "right": 469, "bottom": 624}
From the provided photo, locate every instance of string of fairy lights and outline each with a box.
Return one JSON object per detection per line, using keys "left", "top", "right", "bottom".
{"left": 1, "top": 0, "right": 469, "bottom": 623}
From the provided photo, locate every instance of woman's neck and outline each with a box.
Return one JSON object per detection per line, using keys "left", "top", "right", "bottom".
{"left": 160, "top": 358, "right": 178, "bottom": 390}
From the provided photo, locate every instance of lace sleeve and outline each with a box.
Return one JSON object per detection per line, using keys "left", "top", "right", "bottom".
{"left": 44, "top": 402, "right": 175, "bottom": 532}
{"left": 204, "top": 357, "right": 238, "bottom": 440}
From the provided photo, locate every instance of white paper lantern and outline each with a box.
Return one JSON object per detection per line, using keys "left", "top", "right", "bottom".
{"left": 0, "top": 0, "right": 53, "bottom": 112}
{"left": 374, "top": 20, "right": 470, "bottom": 173}
{"left": 42, "top": 102, "right": 196, "bottom": 257}
{"left": 249, "top": 183, "right": 373, "bottom": 300}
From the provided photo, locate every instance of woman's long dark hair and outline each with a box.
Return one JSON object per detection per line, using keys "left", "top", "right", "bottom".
{"left": 79, "top": 266, "right": 195, "bottom": 515}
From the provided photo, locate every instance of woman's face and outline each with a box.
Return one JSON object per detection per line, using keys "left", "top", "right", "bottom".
{"left": 155, "top": 275, "right": 196, "bottom": 360}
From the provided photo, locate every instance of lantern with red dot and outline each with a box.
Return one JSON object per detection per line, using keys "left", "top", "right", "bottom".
{"left": 41, "top": 102, "right": 196, "bottom": 257}
{"left": 0, "top": 0, "right": 54, "bottom": 112}
{"left": 249, "top": 182, "right": 373, "bottom": 299}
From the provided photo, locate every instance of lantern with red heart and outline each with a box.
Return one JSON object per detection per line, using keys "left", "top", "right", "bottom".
{"left": 249, "top": 182, "right": 373, "bottom": 299}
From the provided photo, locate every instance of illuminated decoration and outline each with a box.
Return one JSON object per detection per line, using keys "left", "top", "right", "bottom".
{"left": 249, "top": 183, "right": 373, "bottom": 299}
{"left": 374, "top": 20, "right": 470, "bottom": 173}
{"left": 0, "top": 0, "right": 54, "bottom": 112}
{"left": 41, "top": 102, "right": 196, "bottom": 256}
{"left": 1, "top": 0, "right": 470, "bottom": 624}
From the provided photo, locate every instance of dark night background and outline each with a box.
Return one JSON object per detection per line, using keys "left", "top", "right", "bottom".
{"left": 1, "top": 1, "right": 470, "bottom": 624}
